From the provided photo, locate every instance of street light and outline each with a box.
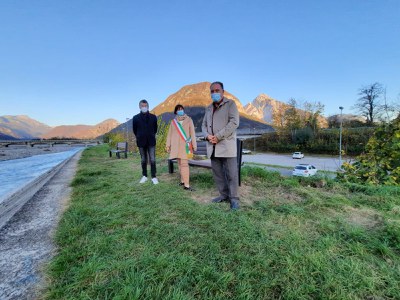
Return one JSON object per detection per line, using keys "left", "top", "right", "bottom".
{"left": 253, "top": 127, "right": 256, "bottom": 152}
{"left": 126, "top": 118, "right": 130, "bottom": 142}
{"left": 339, "top": 106, "right": 344, "bottom": 169}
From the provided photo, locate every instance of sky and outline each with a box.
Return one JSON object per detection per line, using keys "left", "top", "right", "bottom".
{"left": 0, "top": 0, "right": 399, "bottom": 126}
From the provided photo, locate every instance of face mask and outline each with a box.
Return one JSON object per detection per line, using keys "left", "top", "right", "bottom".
{"left": 177, "top": 110, "right": 184, "bottom": 116}
{"left": 140, "top": 107, "right": 148, "bottom": 113}
{"left": 211, "top": 93, "right": 221, "bottom": 102}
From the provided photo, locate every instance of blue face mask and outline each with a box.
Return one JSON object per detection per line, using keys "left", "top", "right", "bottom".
{"left": 211, "top": 93, "right": 221, "bottom": 102}
{"left": 177, "top": 110, "right": 184, "bottom": 116}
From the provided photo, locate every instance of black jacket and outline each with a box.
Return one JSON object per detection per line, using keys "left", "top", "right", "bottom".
{"left": 132, "top": 112, "right": 158, "bottom": 147}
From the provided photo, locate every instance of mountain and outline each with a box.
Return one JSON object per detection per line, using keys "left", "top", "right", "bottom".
{"left": 0, "top": 132, "right": 17, "bottom": 140}
{"left": 244, "top": 94, "right": 328, "bottom": 128}
{"left": 41, "top": 119, "right": 120, "bottom": 139}
{"left": 0, "top": 115, "right": 120, "bottom": 140}
{"left": 150, "top": 82, "right": 273, "bottom": 133}
{"left": 244, "top": 94, "right": 287, "bottom": 124}
{"left": 0, "top": 115, "right": 52, "bottom": 139}
{"left": 152, "top": 82, "right": 247, "bottom": 116}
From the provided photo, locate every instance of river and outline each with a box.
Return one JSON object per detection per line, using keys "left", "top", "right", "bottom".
{"left": 0, "top": 147, "right": 83, "bottom": 204}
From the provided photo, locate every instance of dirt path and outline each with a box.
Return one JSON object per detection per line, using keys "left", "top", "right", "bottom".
{"left": 0, "top": 151, "right": 82, "bottom": 300}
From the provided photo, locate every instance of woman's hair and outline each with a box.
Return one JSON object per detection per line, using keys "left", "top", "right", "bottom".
{"left": 174, "top": 104, "right": 184, "bottom": 114}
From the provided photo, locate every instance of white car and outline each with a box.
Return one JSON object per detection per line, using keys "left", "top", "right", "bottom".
{"left": 292, "top": 152, "right": 304, "bottom": 159}
{"left": 292, "top": 164, "right": 318, "bottom": 177}
{"left": 242, "top": 149, "right": 252, "bottom": 154}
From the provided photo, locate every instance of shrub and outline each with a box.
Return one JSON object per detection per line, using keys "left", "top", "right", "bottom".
{"left": 339, "top": 115, "right": 400, "bottom": 185}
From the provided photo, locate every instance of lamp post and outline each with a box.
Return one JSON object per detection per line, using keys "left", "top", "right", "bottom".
{"left": 339, "top": 106, "right": 344, "bottom": 169}
{"left": 126, "top": 118, "right": 130, "bottom": 142}
{"left": 253, "top": 127, "right": 256, "bottom": 152}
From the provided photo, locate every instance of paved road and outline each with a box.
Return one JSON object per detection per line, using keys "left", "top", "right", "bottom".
{"left": 242, "top": 152, "right": 351, "bottom": 175}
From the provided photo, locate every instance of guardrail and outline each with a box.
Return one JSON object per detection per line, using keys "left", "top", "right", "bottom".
{"left": 0, "top": 139, "right": 101, "bottom": 147}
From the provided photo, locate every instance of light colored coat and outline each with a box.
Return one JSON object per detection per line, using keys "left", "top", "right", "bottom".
{"left": 202, "top": 98, "right": 239, "bottom": 158}
{"left": 166, "top": 116, "right": 197, "bottom": 159}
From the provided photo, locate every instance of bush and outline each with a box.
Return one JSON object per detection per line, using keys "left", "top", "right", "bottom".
{"left": 339, "top": 116, "right": 400, "bottom": 185}
{"left": 155, "top": 117, "right": 169, "bottom": 158}
{"left": 103, "top": 132, "right": 125, "bottom": 148}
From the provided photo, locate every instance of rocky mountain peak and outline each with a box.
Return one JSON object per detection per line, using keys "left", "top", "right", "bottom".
{"left": 151, "top": 82, "right": 246, "bottom": 116}
{"left": 244, "top": 94, "right": 328, "bottom": 127}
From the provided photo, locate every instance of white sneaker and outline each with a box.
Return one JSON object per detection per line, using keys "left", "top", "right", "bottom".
{"left": 152, "top": 178, "right": 159, "bottom": 185}
{"left": 139, "top": 176, "right": 148, "bottom": 184}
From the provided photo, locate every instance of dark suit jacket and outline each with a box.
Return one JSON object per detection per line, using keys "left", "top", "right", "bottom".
{"left": 132, "top": 112, "right": 158, "bottom": 147}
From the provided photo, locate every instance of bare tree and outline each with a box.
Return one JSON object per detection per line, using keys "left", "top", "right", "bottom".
{"left": 378, "top": 88, "right": 400, "bottom": 123}
{"left": 353, "top": 82, "right": 383, "bottom": 125}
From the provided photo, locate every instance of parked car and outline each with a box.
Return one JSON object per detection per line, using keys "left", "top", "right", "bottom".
{"left": 292, "top": 164, "right": 317, "bottom": 177}
{"left": 292, "top": 152, "right": 304, "bottom": 159}
{"left": 242, "top": 148, "right": 252, "bottom": 154}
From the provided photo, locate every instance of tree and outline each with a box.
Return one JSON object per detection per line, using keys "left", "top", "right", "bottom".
{"left": 272, "top": 101, "right": 289, "bottom": 128}
{"left": 284, "top": 98, "right": 302, "bottom": 129}
{"left": 155, "top": 117, "right": 169, "bottom": 158}
{"left": 303, "top": 101, "right": 325, "bottom": 133}
{"left": 284, "top": 98, "right": 303, "bottom": 141}
{"left": 378, "top": 88, "right": 400, "bottom": 123}
{"left": 353, "top": 82, "right": 383, "bottom": 125}
{"left": 339, "top": 114, "right": 400, "bottom": 185}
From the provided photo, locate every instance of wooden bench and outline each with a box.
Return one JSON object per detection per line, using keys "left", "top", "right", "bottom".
{"left": 109, "top": 142, "right": 128, "bottom": 159}
{"left": 168, "top": 138, "right": 243, "bottom": 186}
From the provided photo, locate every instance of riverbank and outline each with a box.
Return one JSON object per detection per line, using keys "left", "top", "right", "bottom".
{"left": 43, "top": 145, "right": 400, "bottom": 299}
{"left": 0, "top": 150, "right": 82, "bottom": 300}
{"left": 0, "top": 144, "right": 83, "bottom": 161}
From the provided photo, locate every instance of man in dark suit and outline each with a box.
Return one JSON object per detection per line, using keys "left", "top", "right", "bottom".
{"left": 132, "top": 99, "right": 159, "bottom": 184}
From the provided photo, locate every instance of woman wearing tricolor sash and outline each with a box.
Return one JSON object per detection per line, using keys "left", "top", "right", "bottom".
{"left": 166, "top": 104, "right": 197, "bottom": 191}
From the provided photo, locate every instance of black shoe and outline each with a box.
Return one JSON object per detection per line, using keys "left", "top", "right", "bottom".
{"left": 230, "top": 199, "right": 240, "bottom": 210}
{"left": 212, "top": 196, "right": 229, "bottom": 203}
{"left": 179, "top": 182, "right": 184, "bottom": 186}
{"left": 184, "top": 186, "right": 195, "bottom": 191}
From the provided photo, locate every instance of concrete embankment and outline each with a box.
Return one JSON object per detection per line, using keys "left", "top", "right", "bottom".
{"left": 0, "top": 150, "right": 82, "bottom": 300}
{"left": 0, "top": 150, "right": 82, "bottom": 229}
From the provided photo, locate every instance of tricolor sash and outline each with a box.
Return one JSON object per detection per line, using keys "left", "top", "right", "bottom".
{"left": 172, "top": 119, "right": 193, "bottom": 156}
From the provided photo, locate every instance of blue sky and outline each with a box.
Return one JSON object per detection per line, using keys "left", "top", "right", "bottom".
{"left": 0, "top": 0, "right": 399, "bottom": 126}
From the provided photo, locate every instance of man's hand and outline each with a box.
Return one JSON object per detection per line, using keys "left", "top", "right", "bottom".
{"left": 208, "top": 135, "right": 219, "bottom": 144}
{"left": 165, "top": 146, "right": 171, "bottom": 153}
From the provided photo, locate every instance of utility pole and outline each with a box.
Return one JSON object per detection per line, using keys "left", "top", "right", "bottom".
{"left": 126, "top": 118, "right": 130, "bottom": 142}
{"left": 339, "top": 106, "right": 344, "bottom": 169}
{"left": 253, "top": 127, "right": 256, "bottom": 152}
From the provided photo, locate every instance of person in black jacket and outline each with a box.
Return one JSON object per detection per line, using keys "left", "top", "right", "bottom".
{"left": 132, "top": 99, "right": 159, "bottom": 184}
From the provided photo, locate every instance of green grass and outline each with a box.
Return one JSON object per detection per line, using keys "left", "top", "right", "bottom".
{"left": 44, "top": 145, "right": 400, "bottom": 299}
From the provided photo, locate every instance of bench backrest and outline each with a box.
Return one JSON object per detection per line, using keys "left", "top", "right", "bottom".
{"left": 194, "top": 141, "right": 207, "bottom": 156}
{"left": 194, "top": 139, "right": 242, "bottom": 159}
{"left": 116, "top": 142, "right": 127, "bottom": 150}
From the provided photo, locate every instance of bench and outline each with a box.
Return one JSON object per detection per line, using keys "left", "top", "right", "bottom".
{"left": 109, "top": 142, "right": 128, "bottom": 159}
{"left": 168, "top": 138, "right": 243, "bottom": 186}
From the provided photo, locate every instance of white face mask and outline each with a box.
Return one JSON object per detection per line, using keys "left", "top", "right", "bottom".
{"left": 140, "top": 107, "right": 148, "bottom": 113}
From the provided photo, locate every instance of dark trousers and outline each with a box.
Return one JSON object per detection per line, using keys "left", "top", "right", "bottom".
{"left": 211, "top": 156, "right": 239, "bottom": 200}
{"left": 139, "top": 146, "right": 156, "bottom": 178}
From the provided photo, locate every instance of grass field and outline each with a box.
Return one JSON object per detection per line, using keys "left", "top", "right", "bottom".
{"left": 44, "top": 145, "right": 400, "bottom": 299}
